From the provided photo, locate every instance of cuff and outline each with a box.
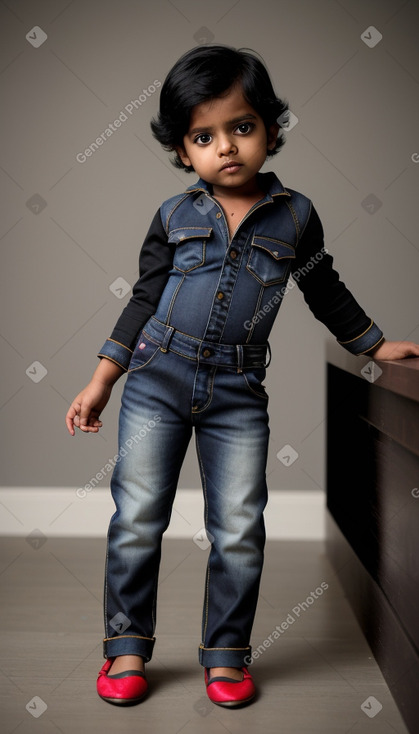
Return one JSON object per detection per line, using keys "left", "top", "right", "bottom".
{"left": 97, "top": 338, "right": 133, "bottom": 371}
{"left": 198, "top": 644, "right": 253, "bottom": 668}
{"left": 338, "top": 321, "right": 384, "bottom": 356}
{"left": 103, "top": 634, "right": 156, "bottom": 662}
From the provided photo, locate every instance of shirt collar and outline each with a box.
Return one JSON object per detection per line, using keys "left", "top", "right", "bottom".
{"left": 185, "top": 172, "right": 291, "bottom": 200}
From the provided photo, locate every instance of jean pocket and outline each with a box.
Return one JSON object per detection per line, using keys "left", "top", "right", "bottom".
{"left": 169, "top": 226, "right": 213, "bottom": 273}
{"left": 241, "top": 368, "right": 269, "bottom": 399}
{"left": 127, "top": 331, "right": 162, "bottom": 373}
{"left": 246, "top": 236, "right": 295, "bottom": 286}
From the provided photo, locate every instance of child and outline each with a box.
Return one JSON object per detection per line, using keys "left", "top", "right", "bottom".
{"left": 65, "top": 45, "right": 419, "bottom": 708}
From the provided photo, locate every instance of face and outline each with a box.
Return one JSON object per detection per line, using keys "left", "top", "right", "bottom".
{"left": 176, "top": 85, "right": 279, "bottom": 196}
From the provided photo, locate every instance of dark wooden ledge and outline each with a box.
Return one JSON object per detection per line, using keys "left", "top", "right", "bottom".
{"left": 325, "top": 340, "right": 419, "bottom": 734}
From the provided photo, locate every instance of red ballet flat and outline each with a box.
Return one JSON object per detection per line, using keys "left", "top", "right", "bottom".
{"left": 97, "top": 658, "right": 148, "bottom": 705}
{"left": 205, "top": 666, "right": 256, "bottom": 707}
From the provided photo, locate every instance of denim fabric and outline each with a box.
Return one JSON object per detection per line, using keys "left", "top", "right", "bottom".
{"left": 100, "top": 172, "right": 384, "bottom": 666}
{"left": 154, "top": 174, "right": 309, "bottom": 346}
{"left": 103, "top": 318, "right": 269, "bottom": 666}
{"left": 98, "top": 173, "right": 384, "bottom": 371}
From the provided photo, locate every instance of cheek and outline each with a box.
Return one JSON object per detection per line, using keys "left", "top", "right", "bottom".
{"left": 191, "top": 148, "right": 212, "bottom": 167}
{"left": 252, "top": 134, "right": 270, "bottom": 155}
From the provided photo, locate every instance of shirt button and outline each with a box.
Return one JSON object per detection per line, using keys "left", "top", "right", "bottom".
{"left": 202, "top": 348, "right": 212, "bottom": 358}
{"left": 216, "top": 291, "right": 224, "bottom": 300}
{"left": 230, "top": 249, "right": 238, "bottom": 259}
{"left": 216, "top": 212, "right": 222, "bottom": 219}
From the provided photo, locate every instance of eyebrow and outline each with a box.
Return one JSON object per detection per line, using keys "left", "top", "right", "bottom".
{"left": 188, "top": 114, "right": 257, "bottom": 137}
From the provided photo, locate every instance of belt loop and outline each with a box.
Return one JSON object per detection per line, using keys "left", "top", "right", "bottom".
{"left": 236, "top": 344, "right": 243, "bottom": 373}
{"left": 160, "top": 325, "right": 175, "bottom": 353}
{"left": 264, "top": 342, "right": 272, "bottom": 368}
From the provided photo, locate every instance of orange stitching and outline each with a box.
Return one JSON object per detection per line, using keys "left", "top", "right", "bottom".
{"left": 338, "top": 320, "right": 374, "bottom": 344}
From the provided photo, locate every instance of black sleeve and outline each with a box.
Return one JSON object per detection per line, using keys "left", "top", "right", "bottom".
{"left": 292, "top": 205, "right": 384, "bottom": 355}
{"left": 97, "top": 208, "right": 175, "bottom": 370}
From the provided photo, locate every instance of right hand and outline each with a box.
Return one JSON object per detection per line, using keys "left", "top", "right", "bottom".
{"left": 65, "top": 378, "right": 112, "bottom": 435}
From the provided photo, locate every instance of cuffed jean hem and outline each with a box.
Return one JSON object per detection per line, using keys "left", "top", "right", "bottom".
{"left": 103, "top": 635, "right": 156, "bottom": 662}
{"left": 198, "top": 644, "right": 252, "bottom": 668}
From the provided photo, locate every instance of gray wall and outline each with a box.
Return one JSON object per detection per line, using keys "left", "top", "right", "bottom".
{"left": 1, "top": 0, "right": 418, "bottom": 492}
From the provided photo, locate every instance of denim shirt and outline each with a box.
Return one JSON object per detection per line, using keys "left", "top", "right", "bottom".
{"left": 98, "top": 172, "right": 384, "bottom": 371}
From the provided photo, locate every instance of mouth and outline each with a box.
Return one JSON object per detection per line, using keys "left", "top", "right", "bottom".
{"left": 220, "top": 160, "right": 243, "bottom": 172}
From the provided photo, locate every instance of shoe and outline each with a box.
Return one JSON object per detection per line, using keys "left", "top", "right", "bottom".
{"left": 97, "top": 658, "right": 148, "bottom": 705}
{"left": 205, "top": 667, "right": 256, "bottom": 707}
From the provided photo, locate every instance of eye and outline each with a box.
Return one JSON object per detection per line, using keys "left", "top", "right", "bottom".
{"left": 194, "top": 133, "right": 212, "bottom": 145}
{"left": 235, "top": 122, "right": 254, "bottom": 135}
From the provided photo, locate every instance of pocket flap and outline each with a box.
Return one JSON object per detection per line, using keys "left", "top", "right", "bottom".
{"left": 252, "top": 236, "right": 295, "bottom": 260}
{"left": 168, "top": 227, "right": 213, "bottom": 244}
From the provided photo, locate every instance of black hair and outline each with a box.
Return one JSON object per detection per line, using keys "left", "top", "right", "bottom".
{"left": 150, "top": 45, "right": 289, "bottom": 172}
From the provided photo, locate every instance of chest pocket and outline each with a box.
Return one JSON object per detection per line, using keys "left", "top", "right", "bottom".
{"left": 246, "top": 236, "right": 296, "bottom": 286}
{"left": 169, "top": 226, "right": 213, "bottom": 273}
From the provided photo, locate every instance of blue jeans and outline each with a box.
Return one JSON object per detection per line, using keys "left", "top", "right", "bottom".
{"left": 103, "top": 317, "right": 270, "bottom": 667}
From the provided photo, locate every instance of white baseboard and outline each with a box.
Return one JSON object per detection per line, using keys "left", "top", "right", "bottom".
{"left": 0, "top": 488, "right": 325, "bottom": 540}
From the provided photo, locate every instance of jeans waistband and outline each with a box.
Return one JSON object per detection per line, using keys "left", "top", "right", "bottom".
{"left": 145, "top": 317, "right": 270, "bottom": 370}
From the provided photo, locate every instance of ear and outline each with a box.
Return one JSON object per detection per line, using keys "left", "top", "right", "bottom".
{"left": 175, "top": 146, "right": 192, "bottom": 168}
{"left": 267, "top": 122, "right": 280, "bottom": 151}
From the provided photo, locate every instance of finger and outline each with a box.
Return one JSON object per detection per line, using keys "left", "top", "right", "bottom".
{"left": 79, "top": 403, "right": 93, "bottom": 430}
{"left": 80, "top": 414, "right": 102, "bottom": 432}
{"left": 84, "top": 410, "right": 103, "bottom": 429}
{"left": 81, "top": 423, "right": 101, "bottom": 433}
{"left": 89, "top": 414, "right": 103, "bottom": 429}
{"left": 65, "top": 404, "right": 79, "bottom": 436}
{"left": 75, "top": 403, "right": 95, "bottom": 433}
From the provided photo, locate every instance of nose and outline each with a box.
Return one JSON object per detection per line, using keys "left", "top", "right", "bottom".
{"left": 217, "top": 134, "right": 238, "bottom": 157}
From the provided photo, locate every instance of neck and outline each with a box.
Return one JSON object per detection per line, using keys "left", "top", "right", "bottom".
{"left": 212, "top": 176, "right": 263, "bottom": 201}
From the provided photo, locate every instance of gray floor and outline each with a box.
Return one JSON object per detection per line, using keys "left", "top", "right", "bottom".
{"left": 0, "top": 537, "right": 409, "bottom": 734}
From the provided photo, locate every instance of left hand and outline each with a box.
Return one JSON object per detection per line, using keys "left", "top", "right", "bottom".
{"left": 370, "top": 340, "right": 419, "bottom": 360}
